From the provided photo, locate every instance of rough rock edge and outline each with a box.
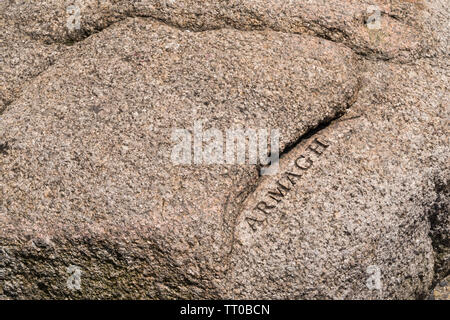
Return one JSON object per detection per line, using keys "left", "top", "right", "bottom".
{"left": 35, "top": 11, "right": 433, "bottom": 63}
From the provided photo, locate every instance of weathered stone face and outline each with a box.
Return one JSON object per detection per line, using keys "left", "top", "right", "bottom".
{"left": 228, "top": 59, "right": 448, "bottom": 299}
{"left": 3, "top": 0, "right": 435, "bottom": 60}
{"left": 0, "top": 0, "right": 448, "bottom": 299}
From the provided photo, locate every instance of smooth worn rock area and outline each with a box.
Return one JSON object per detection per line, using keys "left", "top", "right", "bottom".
{"left": 0, "top": 1, "right": 448, "bottom": 299}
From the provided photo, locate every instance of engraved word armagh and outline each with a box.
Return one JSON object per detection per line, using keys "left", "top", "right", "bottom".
{"left": 246, "top": 137, "right": 330, "bottom": 231}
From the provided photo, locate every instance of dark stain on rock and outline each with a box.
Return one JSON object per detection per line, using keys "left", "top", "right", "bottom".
{"left": 0, "top": 142, "right": 10, "bottom": 155}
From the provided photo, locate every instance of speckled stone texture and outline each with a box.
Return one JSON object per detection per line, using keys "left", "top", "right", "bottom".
{"left": 0, "top": 1, "right": 448, "bottom": 299}
{"left": 229, "top": 59, "right": 448, "bottom": 299}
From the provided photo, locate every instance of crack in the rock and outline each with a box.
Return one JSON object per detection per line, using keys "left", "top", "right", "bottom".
{"left": 0, "top": 8, "right": 428, "bottom": 122}
{"left": 33, "top": 13, "right": 424, "bottom": 63}
{"left": 220, "top": 77, "right": 363, "bottom": 274}
{"left": 263, "top": 78, "right": 362, "bottom": 172}
{"left": 0, "top": 57, "right": 59, "bottom": 117}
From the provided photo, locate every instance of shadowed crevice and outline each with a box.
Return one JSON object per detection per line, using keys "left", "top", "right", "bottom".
{"left": 31, "top": 13, "right": 427, "bottom": 63}
{"left": 427, "top": 177, "right": 450, "bottom": 287}
{"left": 221, "top": 77, "right": 363, "bottom": 274}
